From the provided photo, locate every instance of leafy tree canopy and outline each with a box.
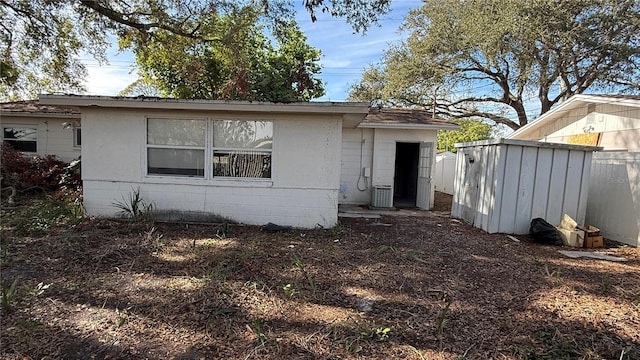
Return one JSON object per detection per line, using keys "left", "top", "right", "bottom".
{"left": 349, "top": 0, "right": 640, "bottom": 130}
{"left": 117, "top": 78, "right": 163, "bottom": 98}
{"left": 120, "top": 6, "right": 324, "bottom": 101}
{"left": 1, "top": 0, "right": 390, "bottom": 101}
{"left": 437, "top": 118, "right": 491, "bottom": 152}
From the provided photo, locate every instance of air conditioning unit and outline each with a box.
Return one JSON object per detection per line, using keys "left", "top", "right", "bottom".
{"left": 371, "top": 186, "right": 393, "bottom": 208}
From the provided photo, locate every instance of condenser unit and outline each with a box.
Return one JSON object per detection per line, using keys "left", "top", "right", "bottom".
{"left": 371, "top": 186, "right": 393, "bottom": 208}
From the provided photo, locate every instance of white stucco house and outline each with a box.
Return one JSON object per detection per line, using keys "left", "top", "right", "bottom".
{"left": 38, "top": 95, "right": 458, "bottom": 228}
{"left": 0, "top": 100, "right": 81, "bottom": 162}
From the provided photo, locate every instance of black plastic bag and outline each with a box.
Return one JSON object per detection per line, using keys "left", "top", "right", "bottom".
{"left": 529, "top": 218, "right": 563, "bottom": 246}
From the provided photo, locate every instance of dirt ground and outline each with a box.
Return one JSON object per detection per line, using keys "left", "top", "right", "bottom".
{"left": 1, "top": 192, "right": 639, "bottom": 359}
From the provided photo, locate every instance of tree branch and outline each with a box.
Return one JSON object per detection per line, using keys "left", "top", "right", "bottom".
{"left": 78, "top": 0, "right": 216, "bottom": 41}
{"left": 447, "top": 96, "right": 504, "bottom": 107}
{"left": 450, "top": 110, "right": 519, "bottom": 131}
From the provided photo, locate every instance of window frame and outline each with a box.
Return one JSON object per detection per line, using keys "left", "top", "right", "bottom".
{"left": 2, "top": 124, "right": 38, "bottom": 153}
{"left": 211, "top": 120, "right": 273, "bottom": 180}
{"left": 73, "top": 126, "right": 81, "bottom": 148}
{"left": 144, "top": 117, "right": 274, "bottom": 181}
{"left": 145, "top": 117, "right": 207, "bottom": 178}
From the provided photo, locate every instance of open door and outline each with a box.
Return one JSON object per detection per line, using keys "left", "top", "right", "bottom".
{"left": 416, "top": 142, "right": 433, "bottom": 209}
{"left": 394, "top": 143, "right": 419, "bottom": 207}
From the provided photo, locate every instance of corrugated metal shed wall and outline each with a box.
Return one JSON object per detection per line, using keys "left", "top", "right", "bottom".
{"left": 452, "top": 139, "right": 599, "bottom": 234}
{"left": 586, "top": 152, "right": 640, "bottom": 247}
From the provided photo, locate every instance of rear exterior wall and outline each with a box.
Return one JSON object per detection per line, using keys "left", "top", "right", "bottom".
{"left": 339, "top": 128, "right": 374, "bottom": 204}
{"left": 81, "top": 108, "right": 343, "bottom": 228}
{"left": 0, "top": 115, "right": 80, "bottom": 162}
{"left": 339, "top": 127, "right": 438, "bottom": 208}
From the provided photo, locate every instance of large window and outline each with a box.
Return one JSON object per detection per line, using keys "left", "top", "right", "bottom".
{"left": 147, "top": 118, "right": 206, "bottom": 177}
{"left": 146, "top": 118, "right": 272, "bottom": 179}
{"left": 3, "top": 126, "right": 37, "bottom": 152}
{"left": 213, "top": 120, "right": 272, "bottom": 178}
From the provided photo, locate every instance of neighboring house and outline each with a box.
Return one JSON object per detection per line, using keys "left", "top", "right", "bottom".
{"left": 509, "top": 94, "right": 639, "bottom": 247}
{"left": 38, "top": 95, "right": 458, "bottom": 228}
{"left": 509, "top": 94, "right": 640, "bottom": 151}
{"left": 0, "top": 100, "right": 81, "bottom": 162}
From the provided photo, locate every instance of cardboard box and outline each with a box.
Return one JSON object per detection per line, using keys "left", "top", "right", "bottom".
{"left": 557, "top": 227, "right": 584, "bottom": 247}
{"left": 576, "top": 224, "right": 603, "bottom": 248}
{"left": 584, "top": 235, "right": 604, "bottom": 248}
{"left": 584, "top": 225, "right": 600, "bottom": 237}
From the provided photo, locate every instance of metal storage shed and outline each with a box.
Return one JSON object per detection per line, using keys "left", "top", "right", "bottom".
{"left": 452, "top": 139, "right": 601, "bottom": 234}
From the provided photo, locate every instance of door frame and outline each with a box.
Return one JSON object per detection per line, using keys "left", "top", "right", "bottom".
{"left": 392, "top": 141, "right": 433, "bottom": 209}
{"left": 416, "top": 141, "right": 433, "bottom": 210}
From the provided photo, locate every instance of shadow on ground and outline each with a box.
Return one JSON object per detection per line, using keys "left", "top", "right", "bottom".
{"left": 1, "top": 199, "right": 639, "bottom": 359}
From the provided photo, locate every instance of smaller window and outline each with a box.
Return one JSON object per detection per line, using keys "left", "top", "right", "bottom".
{"left": 3, "top": 126, "right": 37, "bottom": 152}
{"left": 212, "top": 120, "right": 273, "bottom": 179}
{"left": 213, "top": 150, "right": 272, "bottom": 178}
{"left": 73, "top": 127, "right": 81, "bottom": 147}
{"left": 146, "top": 118, "right": 206, "bottom": 177}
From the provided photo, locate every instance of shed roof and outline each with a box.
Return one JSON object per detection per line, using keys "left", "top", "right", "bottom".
{"left": 455, "top": 138, "right": 602, "bottom": 152}
{"left": 359, "top": 108, "right": 460, "bottom": 130}
{"left": 0, "top": 100, "right": 80, "bottom": 117}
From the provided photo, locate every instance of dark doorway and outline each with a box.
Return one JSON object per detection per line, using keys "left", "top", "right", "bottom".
{"left": 394, "top": 142, "right": 419, "bottom": 207}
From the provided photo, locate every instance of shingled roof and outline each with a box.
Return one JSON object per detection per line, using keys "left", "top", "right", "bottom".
{"left": 360, "top": 108, "right": 460, "bottom": 130}
{"left": 0, "top": 100, "right": 80, "bottom": 116}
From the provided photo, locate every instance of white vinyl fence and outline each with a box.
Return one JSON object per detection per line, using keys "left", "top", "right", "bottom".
{"left": 434, "top": 152, "right": 456, "bottom": 195}
{"left": 586, "top": 152, "right": 640, "bottom": 247}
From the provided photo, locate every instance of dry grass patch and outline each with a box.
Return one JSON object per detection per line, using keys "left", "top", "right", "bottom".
{"left": 1, "top": 194, "right": 639, "bottom": 359}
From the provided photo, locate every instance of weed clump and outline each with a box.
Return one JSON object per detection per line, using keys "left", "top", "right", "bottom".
{"left": 112, "top": 188, "right": 155, "bottom": 221}
{"left": 1, "top": 195, "right": 84, "bottom": 236}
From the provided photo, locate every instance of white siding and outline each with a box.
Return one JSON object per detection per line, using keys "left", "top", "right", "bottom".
{"left": 339, "top": 128, "right": 374, "bottom": 204}
{"left": 586, "top": 152, "right": 640, "bottom": 247}
{"left": 0, "top": 115, "right": 80, "bottom": 162}
{"left": 339, "top": 127, "right": 438, "bottom": 208}
{"left": 519, "top": 104, "right": 640, "bottom": 152}
{"left": 81, "top": 108, "right": 343, "bottom": 228}
{"left": 370, "top": 128, "right": 438, "bottom": 209}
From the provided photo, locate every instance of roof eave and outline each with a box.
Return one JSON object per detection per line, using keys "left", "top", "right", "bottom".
{"left": 0, "top": 110, "right": 81, "bottom": 119}
{"left": 456, "top": 138, "right": 603, "bottom": 151}
{"left": 358, "top": 122, "right": 460, "bottom": 130}
{"left": 38, "top": 94, "right": 370, "bottom": 115}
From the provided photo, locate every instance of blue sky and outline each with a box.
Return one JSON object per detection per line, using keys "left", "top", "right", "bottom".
{"left": 81, "top": 1, "right": 422, "bottom": 101}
